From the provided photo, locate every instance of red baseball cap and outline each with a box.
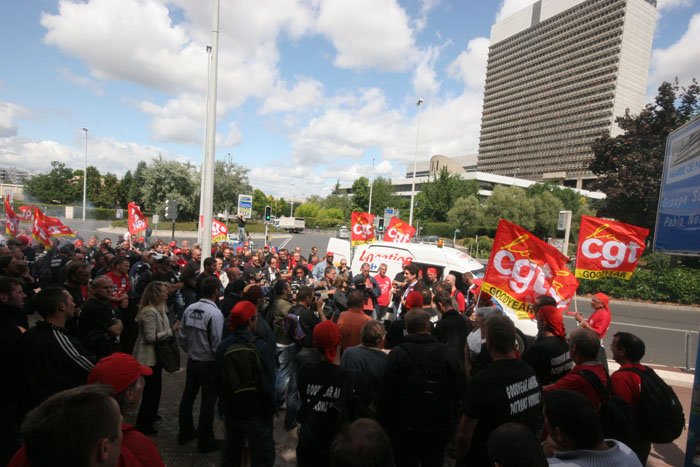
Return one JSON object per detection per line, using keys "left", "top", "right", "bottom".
{"left": 313, "top": 320, "right": 342, "bottom": 362}
{"left": 87, "top": 352, "right": 152, "bottom": 394}
{"left": 229, "top": 301, "right": 257, "bottom": 326}
{"left": 174, "top": 248, "right": 183, "bottom": 254}
{"left": 169, "top": 241, "right": 177, "bottom": 247}
{"left": 406, "top": 291, "right": 424, "bottom": 309}
{"left": 325, "top": 251, "right": 334, "bottom": 257}
{"left": 426, "top": 267, "right": 437, "bottom": 275}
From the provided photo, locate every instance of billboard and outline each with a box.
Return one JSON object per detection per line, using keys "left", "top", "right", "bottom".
{"left": 654, "top": 116, "right": 700, "bottom": 255}
{"left": 237, "top": 193, "right": 253, "bottom": 219}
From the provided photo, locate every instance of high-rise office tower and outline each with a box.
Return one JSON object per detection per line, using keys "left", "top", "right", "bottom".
{"left": 477, "top": 0, "right": 656, "bottom": 188}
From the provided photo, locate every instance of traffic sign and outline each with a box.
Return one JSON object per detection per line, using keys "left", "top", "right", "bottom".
{"left": 654, "top": 116, "right": 700, "bottom": 255}
{"left": 238, "top": 194, "right": 253, "bottom": 219}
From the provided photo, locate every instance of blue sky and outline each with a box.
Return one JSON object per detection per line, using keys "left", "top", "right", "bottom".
{"left": 1, "top": 0, "right": 699, "bottom": 198}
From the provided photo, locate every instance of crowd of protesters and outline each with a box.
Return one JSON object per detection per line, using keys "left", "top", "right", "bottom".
{"left": 0, "top": 229, "right": 680, "bottom": 467}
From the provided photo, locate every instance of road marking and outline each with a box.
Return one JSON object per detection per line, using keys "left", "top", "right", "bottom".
{"left": 278, "top": 236, "right": 293, "bottom": 249}
{"left": 563, "top": 316, "right": 698, "bottom": 334}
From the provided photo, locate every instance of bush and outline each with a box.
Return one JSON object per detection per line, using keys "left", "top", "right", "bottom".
{"left": 422, "top": 222, "right": 454, "bottom": 238}
{"left": 578, "top": 266, "right": 700, "bottom": 305}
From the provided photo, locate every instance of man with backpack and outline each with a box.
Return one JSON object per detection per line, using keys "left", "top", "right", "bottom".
{"left": 380, "top": 308, "right": 466, "bottom": 467}
{"left": 611, "top": 332, "right": 685, "bottom": 464}
{"left": 215, "top": 300, "right": 276, "bottom": 467}
{"left": 270, "top": 280, "right": 295, "bottom": 409}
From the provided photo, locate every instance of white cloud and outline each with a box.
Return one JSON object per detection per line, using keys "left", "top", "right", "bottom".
{"left": 649, "top": 14, "right": 700, "bottom": 88}
{"left": 0, "top": 102, "right": 30, "bottom": 138}
{"left": 657, "top": 0, "right": 694, "bottom": 10}
{"left": 495, "top": 0, "right": 537, "bottom": 22}
{"left": 412, "top": 45, "right": 442, "bottom": 96}
{"left": 58, "top": 68, "right": 103, "bottom": 95}
{"left": 220, "top": 122, "right": 243, "bottom": 147}
{"left": 140, "top": 93, "right": 207, "bottom": 145}
{"left": 414, "top": 0, "right": 442, "bottom": 32}
{"left": 259, "top": 76, "right": 324, "bottom": 115}
{"left": 316, "top": 0, "right": 418, "bottom": 72}
{"left": 447, "top": 37, "right": 490, "bottom": 92}
{"left": 0, "top": 134, "right": 193, "bottom": 176}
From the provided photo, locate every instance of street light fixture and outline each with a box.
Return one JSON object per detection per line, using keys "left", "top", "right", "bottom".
{"left": 409, "top": 98, "right": 423, "bottom": 227}
{"left": 81, "top": 127, "right": 88, "bottom": 220}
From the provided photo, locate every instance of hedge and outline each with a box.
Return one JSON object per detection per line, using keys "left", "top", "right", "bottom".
{"left": 110, "top": 218, "right": 268, "bottom": 233}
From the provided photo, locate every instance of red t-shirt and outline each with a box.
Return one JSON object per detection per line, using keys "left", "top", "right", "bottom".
{"left": 611, "top": 363, "right": 646, "bottom": 407}
{"left": 587, "top": 309, "right": 611, "bottom": 338}
{"left": 375, "top": 274, "right": 392, "bottom": 307}
{"left": 106, "top": 271, "right": 131, "bottom": 299}
{"left": 451, "top": 289, "right": 466, "bottom": 313}
{"left": 337, "top": 309, "right": 372, "bottom": 351}
{"left": 546, "top": 363, "right": 608, "bottom": 407}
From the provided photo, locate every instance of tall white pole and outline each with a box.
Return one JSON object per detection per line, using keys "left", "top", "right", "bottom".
{"left": 81, "top": 127, "right": 88, "bottom": 220}
{"left": 408, "top": 99, "right": 423, "bottom": 226}
{"left": 198, "top": 44, "right": 212, "bottom": 245}
{"left": 201, "top": 0, "right": 219, "bottom": 267}
{"left": 368, "top": 157, "right": 375, "bottom": 214}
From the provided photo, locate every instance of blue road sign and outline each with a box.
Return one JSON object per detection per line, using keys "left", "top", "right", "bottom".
{"left": 654, "top": 116, "right": 700, "bottom": 255}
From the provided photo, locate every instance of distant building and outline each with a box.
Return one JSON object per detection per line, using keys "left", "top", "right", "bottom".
{"left": 477, "top": 0, "right": 656, "bottom": 189}
{"left": 336, "top": 154, "right": 604, "bottom": 200}
{"left": 0, "top": 166, "right": 45, "bottom": 185}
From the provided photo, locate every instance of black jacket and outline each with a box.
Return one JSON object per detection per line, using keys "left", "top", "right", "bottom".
{"left": 434, "top": 309, "right": 472, "bottom": 367}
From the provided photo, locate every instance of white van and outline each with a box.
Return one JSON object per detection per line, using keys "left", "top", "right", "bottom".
{"left": 326, "top": 238, "right": 538, "bottom": 350}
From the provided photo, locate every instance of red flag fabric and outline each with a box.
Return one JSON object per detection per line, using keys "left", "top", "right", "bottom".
{"left": 18, "top": 205, "right": 33, "bottom": 221}
{"left": 575, "top": 215, "right": 649, "bottom": 280}
{"left": 382, "top": 216, "right": 416, "bottom": 243}
{"left": 32, "top": 206, "right": 52, "bottom": 249}
{"left": 483, "top": 219, "right": 579, "bottom": 318}
{"left": 5, "top": 195, "right": 20, "bottom": 238}
{"left": 351, "top": 212, "right": 376, "bottom": 246}
{"left": 128, "top": 202, "right": 148, "bottom": 235}
{"left": 212, "top": 219, "right": 228, "bottom": 243}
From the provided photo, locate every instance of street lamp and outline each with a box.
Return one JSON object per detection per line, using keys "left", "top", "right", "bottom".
{"left": 368, "top": 157, "right": 375, "bottom": 214}
{"left": 453, "top": 228, "right": 460, "bottom": 245}
{"left": 409, "top": 99, "right": 423, "bottom": 227}
{"left": 81, "top": 127, "right": 88, "bottom": 220}
{"left": 289, "top": 183, "right": 295, "bottom": 216}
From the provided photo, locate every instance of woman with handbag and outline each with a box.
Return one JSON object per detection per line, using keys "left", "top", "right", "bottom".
{"left": 133, "top": 281, "right": 179, "bottom": 434}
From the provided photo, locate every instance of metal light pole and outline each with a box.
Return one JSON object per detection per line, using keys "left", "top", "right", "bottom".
{"left": 368, "top": 157, "right": 375, "bottom": 214}
{"left": 408, "top": 99, "right": 423, "bottom": 226}
{"left": 198, "top": 44, "right": 213, "bottom": 245}
{"left": 200, "top": 0, "right": 220, "bottom": 268}
{"left": 81, "top": 127, "right": 88, "bottom": 220}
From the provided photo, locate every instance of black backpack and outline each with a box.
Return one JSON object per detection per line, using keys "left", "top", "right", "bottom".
{"left": 400, "top": 344, "right": 453, "bottom": 436}
{"left": 220, "top": 336, "right": 261, "bottom": 401}
{"left": 619, "top": 366, "right": 685, "bottom": 443}
{"left": 577, "top": 369, "right": 639, "bottom": 453}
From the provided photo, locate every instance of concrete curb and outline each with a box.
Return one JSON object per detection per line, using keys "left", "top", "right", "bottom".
{"left": 608, "top": 361, "right": 695, "bottom": 388}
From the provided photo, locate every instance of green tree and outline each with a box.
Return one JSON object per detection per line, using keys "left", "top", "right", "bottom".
{"left": 318, "top": 208, "right": 344, "bottom": 219}
{"left": 532, "top": 191, "right": 565, "bottom": 238}
{"left": 351, "top": 177, "right": 370, "bottom": 212}
{"left": 295, "top": 202, "right": 321, "bottom": 218}
{"left": 589, "top": 79, "right": 700, "bottom": 231}
{"left": 139, "top": 156, "right": 198, "bottom": 220}
{"left": 118, "top": 170, "right": 132, "bottom": 208}
{"left": 416, "top": 167, "right": 480, "bottom": 222}
{"left": 24, "top": 161, "right": 79, "bottom": 204}
{"left": 447, "top": 195, "right": 484, "bottom": 235}
{"left": 367, "top": 176, "right": 395, "bottom": 216}
{"left": 252, "top": 189, "right": 267, "bottom": 217}
{"left": 525, "top": 181, "right": 582, "bottom": 213}
{"left": 484, "top": 185, "right": 536, "bottom": 231}
{"left": 322, "top": 193, "right": 352, "bottom": 219}
{"left": 212, "top": 160, "right": 252, "bottom": 217}
{"left": 93, "top": 173, "right": 121, "bottom": 208}
{"left": 128, "top": 161, "right": 147, "bottom": 206}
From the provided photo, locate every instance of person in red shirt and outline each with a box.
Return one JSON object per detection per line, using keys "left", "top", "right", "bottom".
{"left": 337, "top": 290, "right": 372, "bottom": 351}
{"left": 545, "top": 329, "right": 608, "bottom": 408}
{"left": 105, "top": 257, "right": 131, "bottom": 310}
{"left": 573, "top": 292, "right": 612, "bottom": 372}
{"left": 374, "top": 263, "right": 392, "bottom": 322}
{"left": 611, "top": 332, "right": 650, "bottom": 464}
{"left": 445, "top": 274, "right": 466, "bottom": 314}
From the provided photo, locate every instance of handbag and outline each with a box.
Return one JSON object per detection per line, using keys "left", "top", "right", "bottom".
{"left": 154, "top": 335, "right": 181, "bottom": 373}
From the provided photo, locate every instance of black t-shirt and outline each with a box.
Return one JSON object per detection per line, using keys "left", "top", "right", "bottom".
{"left": 78, "top": 298, "right": 121, "bottom": 359}
{"left": 463, "top": 358, "right": 542, "bottom": 466}
{"left": 297, "top": 305, "right": 320, "bottom": 347}
{"left": 521, "top": 335, "right": 573, "bottom": 386}
{"left": 278, "top": 258, "right": 291, "bottom": 276}
{"left": 297, "top": 361, "right": 356, "bottom": 459}
{"left": 237, "top": 216, "right": 246, "bottom": 228}
{"left": 152, "top": 270, "right": 181, "bottom": 305}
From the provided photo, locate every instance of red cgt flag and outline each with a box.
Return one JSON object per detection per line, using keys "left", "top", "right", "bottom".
{"left": 351, "top": 212, "right": 376, "bottom": 246}
{"left": 18, "top": 206, "right": 33, "bottom": 221}
{"left": 575, "top": 215, "right": 649, "bottom": 280}
{"left": 128, "top": 202, "right": 148, "bottom": 235}
{"left": 32, "top": 206, "right": 52, "bottom": 249}
{"left": 5, "top": 195, "right": 20, "bottom": 238}
{"left": 483, "top": 219, "right": 579, "bottom": 318}
{"left": 212, "top": 219, "right": 228, "bottom": 243}
{"left": 383, "top": 216, "right": 416, "bottom": 243}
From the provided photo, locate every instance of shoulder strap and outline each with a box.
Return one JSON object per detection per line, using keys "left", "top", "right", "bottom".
{"left": 617, "top": 366, "right": 646, "bottom": 378}
{"left": 576, "top": 368, "right": 614, "bottom": 400}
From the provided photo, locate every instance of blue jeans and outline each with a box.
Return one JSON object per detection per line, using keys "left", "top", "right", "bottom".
{"left": 178, "top": 359, "right": 218, "bottom": 447}
{"left": 222, "top": 412, "right": 275, "bottom": 467}
{"left": 275, "top": 345, "right": 296, "bottom": 408}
